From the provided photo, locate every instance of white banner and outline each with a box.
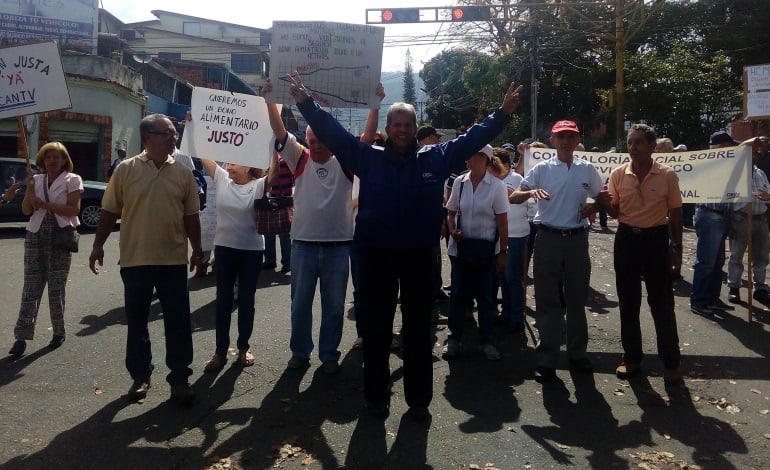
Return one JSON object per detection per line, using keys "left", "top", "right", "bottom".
{"left": 524, "top": 145, "right": 753, "bottom": 203}
{"left": 0, "top": 41, "right": 71, "bottom": 119}
{"left": 181, "top": 87, "right": 278, "bottom": 169}
{"left": 200, "top": 174, "right": 217, "bottom": 253}
{"left": 268, "top": 21, "right": 384, "bottom": 108}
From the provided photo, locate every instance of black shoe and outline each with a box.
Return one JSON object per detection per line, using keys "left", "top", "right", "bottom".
{"left": 366, "top": 401, "right": 390, "bottom": 419}
{"left": 753, "top": 289, "right": 770, "bottom": 303}
{"left": 728, "top": 288, "right": 740, "bottom": 303}
{"left": 435, "top": 290, "right": 450, "bottom": 303}
{"left": 286, "top": 356, "right": 310, "bottom": 370}
{"left": 170, "top": 383, "right": 196, "bottom": 407}
{"left": 711, "top": 299, "right": 735, "bottom": 311}
{"left": 501, "top": 321, "right": 526, "bottom": 334}
{"left": 534, "top": 366, "right": 557, "bottom": 383}
{"left": 690, "top": 303, "right": 720, "bottom": 315}
{"left": 48, "top": 335, "right": 65, "bottom": 350}
{"left": 406, "top": 406, "right": 430, "bottom": 422}
{"left": 128, "top": 378, "right": 151, "bottom": 402}
{"left": 9, "top": 339, "right": 26, "bottom": 356}
{"left": 569, "top": 357, "right": 594, "bottom": 373}
{"left": 431, "top": 312, "right": 449, "bottom": 324}
{"left": 280, "top": 265, "right": 291, "bottom": 274}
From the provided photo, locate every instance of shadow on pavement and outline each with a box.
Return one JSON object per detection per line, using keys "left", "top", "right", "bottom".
{"left": 521, "top": 371, "right": 650, "bottom": 468}
{"left": 630, "top": 378, "right": 748, "bottom": 469}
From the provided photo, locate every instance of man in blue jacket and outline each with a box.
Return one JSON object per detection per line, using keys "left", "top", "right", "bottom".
{"left": 283, "top": 74, "right": 523, "bottom": 421}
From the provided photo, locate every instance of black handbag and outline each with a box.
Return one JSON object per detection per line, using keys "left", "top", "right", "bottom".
{"left": 455, "top": 179, "right": 496, "bottom": 269}
{"left": 43, "top": 175, "right": 80, "bottom": 253}
{"left": 52, "top": 225, "right": 80, "bottom": 253}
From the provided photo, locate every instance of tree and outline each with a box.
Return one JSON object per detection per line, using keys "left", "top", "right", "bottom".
{"left": 419, "top": 49, "right": 485, "bottom": 129}
{"left": 624, "top": 41, "right": 736, "bottom": 149}
{"left": 403, "top": 49, "right": 416, "bottom": 105}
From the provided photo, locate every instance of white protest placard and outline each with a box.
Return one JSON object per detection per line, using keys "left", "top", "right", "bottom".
{"left": 0, "top": 41, "right": 71, "bottom": 119}
{"left": 744, "top": 63, "right": 770, "bottom": 120}
{"left": 268, "top": 21, "right": 384, "bottom": 108}
{"left": 182, "top": 87, "right": 278, "bottom": 169}
{"left": 524, "top": 146, "right": 753, "bottom": 203}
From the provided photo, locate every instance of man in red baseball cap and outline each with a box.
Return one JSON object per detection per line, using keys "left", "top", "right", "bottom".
{"left": 511, "top": 119, "right": 610, "bottom": 383}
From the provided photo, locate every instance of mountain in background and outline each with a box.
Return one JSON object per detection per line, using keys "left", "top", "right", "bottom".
{"left": 328, "top": 71, "right": 428, "bottom": 136}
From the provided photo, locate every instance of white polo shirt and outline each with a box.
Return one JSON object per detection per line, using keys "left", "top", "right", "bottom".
{"left": 446, "top": 171, "right": 509, "bottom": 256}
{"left": 520, "top": 156, "right": 603, "bottom": 229}
{"left": 278, "top": 133, "right": 354, "bottom": 242}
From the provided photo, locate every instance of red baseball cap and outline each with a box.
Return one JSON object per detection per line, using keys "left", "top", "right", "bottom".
{"left": 551, "top": 120, "right": 580, "bottom": 134}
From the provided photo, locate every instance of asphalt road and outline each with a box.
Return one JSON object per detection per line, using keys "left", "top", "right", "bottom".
{"left": 0, "top": 221, "right": 768, "bottom": 469}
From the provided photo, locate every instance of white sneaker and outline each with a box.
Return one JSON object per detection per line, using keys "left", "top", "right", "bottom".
{"left": 442, "top": 338, "right": 461, "bottom": 358}
{"left": 479, "top": 343, "right": 501, "bottom": 361}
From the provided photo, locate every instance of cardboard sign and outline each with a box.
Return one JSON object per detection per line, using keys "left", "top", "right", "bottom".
{"left": 744, "top": 64, "right": 770, "bottom": 120}
{"left": 181, "top": 87, "right": 279, "bottom": 169}
{"left": 268, "top": 21, "right": 384, "bottom": 109}
{"left": 0, "top": 41, "right": 71, "bottom": 119}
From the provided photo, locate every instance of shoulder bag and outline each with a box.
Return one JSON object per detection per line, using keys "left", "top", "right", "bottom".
{"left": 43, "top": 175, "right": 80, "bottom": 253}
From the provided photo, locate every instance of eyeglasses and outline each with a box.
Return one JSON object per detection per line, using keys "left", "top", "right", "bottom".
{"left": 147, "top": 130, "right": 178, "bottom": 138}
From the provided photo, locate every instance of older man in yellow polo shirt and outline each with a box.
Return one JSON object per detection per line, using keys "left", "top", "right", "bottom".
{"left": 607, "top": 123, "right": 683, "bottom": 386}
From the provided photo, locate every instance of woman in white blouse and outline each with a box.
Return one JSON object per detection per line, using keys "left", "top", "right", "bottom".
{"left": 201, "top": 159, "right": 266, "bottom": 372}
{"left": 489, "top": 148, "right": 530, "bottom": 334}
{"left": 442, "top": 145, "right": 509, "bottom": 361}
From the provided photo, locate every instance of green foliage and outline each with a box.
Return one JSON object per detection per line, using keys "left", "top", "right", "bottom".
{"left": 403, "top": 49, "right": 416, "bottom": 105}
{"left": 625, "top": 41, "right": 737, "bottom": 149}
{"left": 419, "top": 49, "right": 485, "bottom": 130}
{"left": 417, "top": 0, "right": 768, "bottom": 148}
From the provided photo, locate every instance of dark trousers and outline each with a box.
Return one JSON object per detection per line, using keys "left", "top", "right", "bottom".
{"left": 214, "top": 245, "right": 263, "bottom": 356}
{"left": 447, "top": 255, "right": 497, "bottom": 345}
{"left": 359, "top": 246, "right": 433, "bottom": 408}
{"left": 614, "top": 224, "right": 680, "bottom": 369}
{"left": 120, "top": 265, "right": 193, "bottom": 386}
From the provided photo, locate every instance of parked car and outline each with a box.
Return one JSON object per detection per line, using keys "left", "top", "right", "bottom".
{"left": 0, "top": 157, "right": 106, "bottom": 230}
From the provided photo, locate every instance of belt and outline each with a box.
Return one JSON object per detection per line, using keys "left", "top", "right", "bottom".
{"left": 296, "top": 240, "right": 352, "bottom": 247}
{"left": 698, "top": 206, "right": 729, "bottom": 216}
{"left": 538, "top": 224, "right": 586, "bottom": 236}
{"left": 618, "top": 222, "right": 668, "bottom": 234}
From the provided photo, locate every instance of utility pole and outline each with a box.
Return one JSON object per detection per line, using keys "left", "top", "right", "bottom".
{"left": 529, "top": 3, "right": 539, "bottom": 141}
{"left": 614, "top": 0, "right": 626, "bottom": 151}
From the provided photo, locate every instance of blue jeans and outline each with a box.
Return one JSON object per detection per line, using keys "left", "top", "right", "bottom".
{"left": 499, "top": 236, "right": 528, "bottom": 325}
{"left": 289, "top": 240, "right": 350, "bottom": 362}
{"left": 727, "top": 212, "right": 770, "bottom": 290}
{"left": 214, "top": 245, "right": 263, "bottom": 356}
{"left": 120, "top": 265, "right": 193, "bottom": 386}
{"left": 264, "top": 233, "right": 291, "bottom": 267}
{"left": 691, "top": 208, "right": 730, "bottom": 304}
{"left": 448, "top": 255, "right": 498, "bottom": 346}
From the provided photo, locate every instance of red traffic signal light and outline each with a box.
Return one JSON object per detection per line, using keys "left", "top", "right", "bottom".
{"left": 450, "top": 5, "right": 491, "bottom": 22}
{"left": 381, "top": 8, "right": 420, "bottom": 23}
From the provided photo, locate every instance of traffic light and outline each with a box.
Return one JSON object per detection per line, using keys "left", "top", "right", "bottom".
{"left": 380, "top": 8, "right": 420, "bottom": 23}
{"left": 450, "top": 5, "right": 491, "bottom": 22}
